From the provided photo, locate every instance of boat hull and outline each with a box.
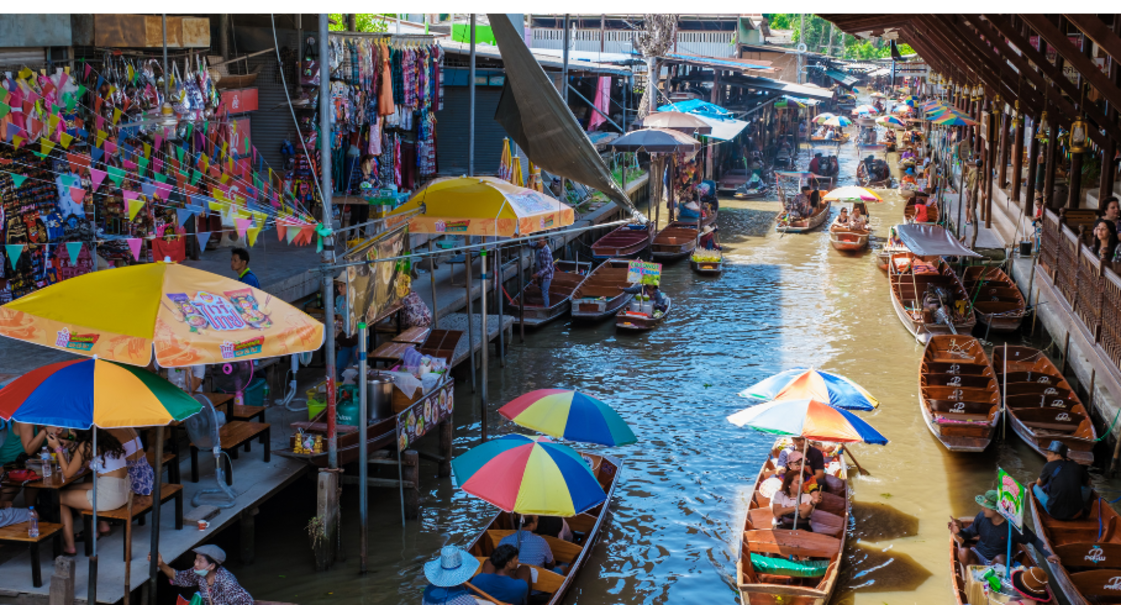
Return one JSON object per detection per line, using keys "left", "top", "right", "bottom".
{"left": 777, "top": 201, "right": 832, "bottom": 233}
{"left": 888, "top": 254, "right": 976, "bottom": 341}
{"left": 690, "top": 259, "right": 723, "bottom": 274}
{"left": 919, "top": 335, "right": 1001, "bottom": 452}
{"left": 591, "top": 225, "right": 651, "bottom": 259}
{"left": 615, "top": 298, "right": 671, "bottom": 331}
{"left": 507, "top": 261, "right": 591, "bottom": 328}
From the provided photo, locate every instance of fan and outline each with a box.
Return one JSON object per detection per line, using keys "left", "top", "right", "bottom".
{"left": 213, "top": 361, "right": 255, "bottom": 406}
{"left": 184, "top": 394, "right": 236, "bottom": 508}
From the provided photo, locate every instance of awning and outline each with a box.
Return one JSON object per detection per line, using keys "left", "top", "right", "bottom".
{"left": 657, "top": 99, "right": 731, "bottom": 117}
{"left": 439, "top": 39, "right": 632, "bottom": 75}
{"left": 782, "top": 95, "right": 821, "bottom": 107}
{"left": 894, "top": 224, "right": 982, "bottom": 258}
{"left": 735, "top": 76, "right": 833, "bottom": 100}
{"left": 691, "top": 114, "right": 749, "bottom": 141}
{"left": 660, "top": 53, "right": 775, "bottom": 73}
{"left": 825, "top": 69, "right": 859, "bottom": 86}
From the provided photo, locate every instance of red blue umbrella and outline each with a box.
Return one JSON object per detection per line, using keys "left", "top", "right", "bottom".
{"left": 727, "top": 398, "right": 888, "bottom": 444}
{"left": 498, "top": 389, "right": 636, "bottom": 446}
{"left": 738, "top": 368, "right": 879, "bottom": 411}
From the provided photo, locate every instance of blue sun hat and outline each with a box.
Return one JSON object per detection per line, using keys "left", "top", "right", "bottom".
{"left": 424, "top": 546, "right": 480, "bottom": 587}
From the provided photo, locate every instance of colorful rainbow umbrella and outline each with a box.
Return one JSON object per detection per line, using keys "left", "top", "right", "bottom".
{"left": 934, "top": 114, "right": 978, "bottom": 127}
{"left": 0, "top": 357, "right": 202, "bottom": 429}
{"left": 819, "top": 115, "right": 852, "bottom": 127}
{"left": 727, "top": 399, "right": 888, "bottom": 444}
{"left": 812, "top": 112, "right": 838, "bottom": 124}
{"left": 822, "top": 186, "right": 884, "bottom": 203}
{"left": 737, "top": 368, "right": 879, "bottom": 411}
{"left": 876, "top": 115, "right": 907, "bottom": 129}
{"left": 451, "top": 434, "right": 607, "bottom": 516}
{"left": 498, "top": 389, "right": 636, "bottom": 446}
{"left": 892, "top": 104, "right": 914, "bottom": 115}
{"left": 853, "top": 104, "right": 879, "bottom": 115}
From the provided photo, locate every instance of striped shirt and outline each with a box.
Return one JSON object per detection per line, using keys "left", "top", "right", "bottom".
{"left": 498, "top": 531, "right": 554, "bottom": 567}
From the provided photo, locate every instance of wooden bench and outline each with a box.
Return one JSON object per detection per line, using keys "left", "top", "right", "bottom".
{"left": 81, "top": 484, "right": 183, "bottom": 558}
{"left": 0, "top": 520, "right": 62, "bottom": 587}
{"left": 231, "top": 404, "right": 266, "bottom": 424}
{"left": 485, "top": 529, "right": 583, "bottom": 566}
{"left": 190, "top": 421, "right": 271, "bottom": 485}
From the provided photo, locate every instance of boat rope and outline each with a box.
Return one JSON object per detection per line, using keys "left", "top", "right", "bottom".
{"left": 1094, "top": 409, "right": 1121, "bottom": 442}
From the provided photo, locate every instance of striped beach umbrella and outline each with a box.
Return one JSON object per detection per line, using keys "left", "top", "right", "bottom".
{"left": 451, "top": 434, "right": 607, "bottom": 516}
{"left": 498, "top": 389, "right": 636, "bottom": 446}
{"left": 876, "top": 115, "right": 907, "bottom": 129}
{"left": 822, "top": 186, "right": 884, "bottom": 204}
{"left": 853, "top": 104, "right": 879, "bottom": 115}
{"left": 820, "top": 115, "right": 853, "bottom": 127}
{"left": 737, "top": 368, "right": 879, "bottom": 411}
{"left": 934, "top": 114, "right": 978, "bottom": 127}
{"left": 727, "top": 398, "right": 888, "bottom": 444}
{"left": 812, "top": 112, "right": 838, "bottom": 124}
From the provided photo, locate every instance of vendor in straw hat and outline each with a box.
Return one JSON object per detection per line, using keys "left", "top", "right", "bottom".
{"left": 698, "top": 226, "right": 721, "bottom": 251}
{"left": 422, "top": 546, "right": 480, "bottom": 605}
{"left": 1011, "top": 566, "right": 1052, "bottom": 603}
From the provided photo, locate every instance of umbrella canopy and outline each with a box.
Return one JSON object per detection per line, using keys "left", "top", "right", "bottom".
{"left": 933, "top": 114, "right": 978, "bottom": 127}
{"left": 822, "top": 186, "right": 883, "bottom": 202}
{"left": 819, "top": 115, "right": 852, "bottom": 128}
{"left": 611, "top": 127, "right": 701, "bottom": 153}
{"left": 812, "top": 113, "right": 838, "bottom": 124}
{"left": 727, "top": 399, "right": 889, "bottom": 444}
{"left": 891, "top": 104, "right": 914, "bottom": 114}
{"left": 853, "top": 104, "right": 879, "bottom": 115}
{"left": 737, "top": 368, "right": 879, "bottom": 411}
{"left": 920, "top": 101, "right": 945, "bottom": 111}
{"left": 0, "top": 358, "right": 201, "bottom": 429}
{"left": 876, "top": 115, "right": 906, "bottom": 130}
{"left": 498, "top": 389, "right": 636, "bottom": 446}
{"left": 451, "top": 434, "right": 607, "bottom": 516}
{"left": 0, "top": 261, "right": 324, "bottom": 367}
{"left": 870, "top": 92, "right": 886, "bottom": 98}
{"left": 642, "top": 111, "right": 712, "bottom": 134}
{"left": 388, "top": 176, "right": 575, "bottom": 237}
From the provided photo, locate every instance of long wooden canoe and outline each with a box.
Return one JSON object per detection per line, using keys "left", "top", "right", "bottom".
{"left": 467, "top": 453, "right": 620, "bottom": 605}
{"left": 993, "top": 346, "right": 1096, "bottom": 465}
{"left": 889, "top": 253, "right": 976, "bottom": 341}
{"left": 951, "top": 518, "right": 1044, "bottom": 605}
{"left": 650, "top": 222, "right": 699, "bottom": 261}
{"left": 828, "top": 214, "right": 871, "bottom": 252}
{"left": 570, "top": 259, "right": 635, "bottom": 321}
{"left": 919, "top": 335, "right": 1000, "bottom": 452}
{"left": 590, "top": 224, "right": 651, "bottom": 259}
{"left": 776, "top": 201, "right": 832, "bottom": 233}
{"left": 962, "top": 266, "right": 1027, "bottom": 333}
{"left": 904, "top": 197, "right": 940, "bottom": 224}
{"left": 507, "top": 260, "right": 591, "bottom": 328}
{"left": 736, "top": 439, "right": 849, "bottom": 605}
{"left": 615, "top": 296, "right": 671, "bottom": 331}
{"left": 1030, "top": 490, "right": 1121, "bottom": 605}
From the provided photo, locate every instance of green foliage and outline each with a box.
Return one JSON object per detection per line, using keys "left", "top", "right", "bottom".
{"left": 327, "top": 14, "right": 389, "bottom": 33}
{"left": 764, "top": 14, "right": 791, "bottom": 29}
{"left": 759, "top": 14, "right": 916, "bottom": 59}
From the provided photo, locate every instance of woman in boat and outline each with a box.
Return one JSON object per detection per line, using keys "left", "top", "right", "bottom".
{"left": 698, "top": 226, "right": 721, "bottom": 251}
{"left": 948, "top": 490, "right": 1060, "bottom": 567}
{"left": 151, "top": 545, "right": 254, "bottom": 605}
{"left": 835, "top": 208, "right": 850, "bottom": 227}
{"left": 771, "top": 472, "right": 816, "bottom": 531}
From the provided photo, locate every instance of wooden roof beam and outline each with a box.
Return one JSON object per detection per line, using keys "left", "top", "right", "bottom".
{"left": 1022, "top": 14, "right": 1121, "bottom": 113}
{"left": 937, "top": 15, "right": 1048, "bottom": 118}
{"left": 914, "top": 16, "right": 1014, "bottom": 102}
{"left": 1065, "top": 14, "right": 1121, "bottom": 66}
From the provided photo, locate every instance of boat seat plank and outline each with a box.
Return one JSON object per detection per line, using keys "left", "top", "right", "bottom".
{"left": 923, "top": 374, "right": 995, "bottom": 389}
{"left": 742, "top": 529, "right": 840, "bottom": 559}
{"left": 921, "top": 386, "right": 999, "bottom": 403}
{"left": 565, "top": 514, "right": 597, "bottom": 536}
{"left": 925, "top": 362, "right": 991, "bottom": 375}
{"left": 927, "top": 399, "right": 997, "bottom": 416}
{"left": 486, "top": 530, "right": 582, "bottom": 565}
{"left": 1054, "top": 542, "right": 1121, "bottom": 569}
{"left": 1005, "top": 395, "right": 1078, "bottom": 410}
{"left": 1068, "top": 569, "right": 1121, "bottom": 598}
{"left": 747, "top": 508, "right": 775, "bottom": 530}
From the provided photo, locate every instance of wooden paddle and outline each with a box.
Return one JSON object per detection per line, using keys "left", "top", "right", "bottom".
{"left": 842, "top": 446, "right": 871, "bottom": 476}
{"left": 466, "top": 581, "right": 511, "bottom": 605}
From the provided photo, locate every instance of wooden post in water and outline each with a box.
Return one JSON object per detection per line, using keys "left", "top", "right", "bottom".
{"left": 439, "top": 419, "right": 453, "bottom": 478}
{"left": 315, "top": 470, "right": 339, "bottom": 570}
{"left": 402, "top": 450, "right": 420, "bottom": 519}
{"left": 518, "top": 242, "right": 525, "bottom": 343}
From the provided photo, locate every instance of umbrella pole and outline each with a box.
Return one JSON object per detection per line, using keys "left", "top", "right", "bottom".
{"left": 792, "top": 438, "right": 808, "bottom": 531}
{"left": 89, "top": 426, "right": 98, "bottom": 605}
{"left": 495, "top": 243, "right": 504, "bottom": 368}
{"left": 465, "top": 250, "right": 476, "bottom": 393}
{"left": 480, "top": 248, "right": 489, "bottom": 443}
{"left": 358, "top": 322, "right": 369, "bottom": 573}
{"left": 124, "top": 491, "right": 134, "bottom": 605}
{"left": 429, "top": 239, "right": 438, "bottom": 329}
{"left": 518, "top": 242, "right": 525, "bottom": 344}
{"left": 147, "top": 426, "right": 164, "bottom": 605}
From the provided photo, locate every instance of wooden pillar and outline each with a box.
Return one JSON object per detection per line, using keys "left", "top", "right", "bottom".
{"left": 986, "top": 102, "right": 997, "bottom": 227}
{"left": 315, "top": 470, "right": 339, "bottom": 570}
{"left": 973, "top": 97, "right": 983, "bottom": 160}
{"left": 1025, "top": 117, "right": 1040, "bottom": 217}
{"left": 998, "top": 104, "right": 1011, "bottom": 189}
{"left": 1044, "top": 110, "right": 1059, "bottom": 209}
{"left": 1101, "top": 144, "right": 1117, "bottom": 210}
{"left": 706, "top": 70, "right": 720, "bottom": 181}
{"left": 1067, "top": 151, "right": 1084, "bottom": 210}
{"left": 1011, "top": 110, "right": 1024, "bottom": 205}
{"left": 438, "top": 419, "right": 453, "bottom": 478}
{"left": 402, "top": 450, "right": 420, "bottom": 519}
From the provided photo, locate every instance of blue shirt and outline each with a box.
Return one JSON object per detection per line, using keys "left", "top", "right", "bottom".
{"left": 238, "top": 268, "right": 261, "bottom": 289}
{"left": 469, "top": 573, "right": 528, "bottom": 605}
{"left": 498, "top": 531, "right": 553, "bottom": 567}
{"left": 421, "top": 585, "right": 476, "bottom": 605}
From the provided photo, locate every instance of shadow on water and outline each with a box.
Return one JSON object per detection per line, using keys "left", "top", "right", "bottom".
{"left": 849, "top": 501, "right": 920, "bottom": 543}
{"left": 833, "top": 542, "right": 934, "bottom": 601}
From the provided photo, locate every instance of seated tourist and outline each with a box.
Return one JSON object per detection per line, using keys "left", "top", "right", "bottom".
{"left": 472, "top": 545, "right": 530, "bottom": 605}
{"left": 1033, "top": 441, "right": 1092, "bottom": 521}
{"left": 835, "top": 208, "right": 850, "bottom": 226}
{"left": 536, "top": 516, "right": 574, "bottom": 542}
{"left": 498, "top": 516, "right": 556, "bottom": 570}
{"left": 850, "top": 207, "right": 867, "bottom": 230}
{"left": 419, "top": 546, "right": 480, "bottom": 605}
{"left": 770, "top": 473, "right": 815, "bottom": 530}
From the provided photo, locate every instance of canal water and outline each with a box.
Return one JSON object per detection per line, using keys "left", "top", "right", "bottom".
{"left": 226, "top": 136, "right": 1109, "bottom": 604}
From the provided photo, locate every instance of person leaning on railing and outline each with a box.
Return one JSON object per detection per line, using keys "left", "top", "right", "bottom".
{"left": 1091, "top": 219, "right": 1120, "bottom": 272}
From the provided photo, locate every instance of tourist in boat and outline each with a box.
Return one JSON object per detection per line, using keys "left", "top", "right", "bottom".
{"left": 151, "top": 545, "right": 254, "bottom": 605}
{"left": 849, "top": 206, "right": 868, "bottom": 231}
{"left": 912, "top": 199, "right": 929, "bottom": 224}
{"left": 836, "top": 208, "right": 850, "bottom": 226}
{"left": 948, "top": 490, "right": 1060, "bottom": 567}
{"left": 809, "top": 153, "right": 822, "bottom": 175}
{"left": 471, "top": 544, "right": 530, "bottom": 605}
{"left": 785, "top": 186, "right": 811, "bottom": 219}
{"left": 498, "top": 515, "right": 557, "bottom": 571}
{"left": 419, "top": 546, "right": 480, "bottom": 605}
{"left": 770, "top": 473, "right": 815, "bottom": 530}
{"left": 1033, "top": 441, "right": 1092, "bottom": 521}
{"left": 1010, "top": 566, "right": 1053, "bottom": 603}
{"left": 536, "top": 516, "right": 575, "bottom": 542}
{"left": 698, "top": 226, "right": 721, "bottom": 251}
{"left": 532, "top": 239, "right": 555, "bottom": 309}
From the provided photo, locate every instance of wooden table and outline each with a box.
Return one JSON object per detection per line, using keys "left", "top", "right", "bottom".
{"left": 393, "top": 326, "right": 431, "bottom": 345}
{"left": 370, "top": 341, "right": 412, "bottom": 365}
{"left": 2, "top": 468, "right": 90, "bottom": 523}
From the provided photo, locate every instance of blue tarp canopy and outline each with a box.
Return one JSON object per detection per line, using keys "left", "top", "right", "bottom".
{"left": 657, "top": 99, "right": 731, "bottom": 117}
{"left": 655, "top": 100, "right": 746, "bottom": 141}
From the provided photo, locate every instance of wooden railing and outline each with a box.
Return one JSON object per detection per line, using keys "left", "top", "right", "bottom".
{"left": 1038, "top": 209, "right": 1121, "bottom": 370}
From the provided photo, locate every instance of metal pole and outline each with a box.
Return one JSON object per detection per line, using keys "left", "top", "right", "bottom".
{"left": 320, "top": 14, "right": 339, "bottom": 469}
{"left": 89, "top": 427, "right": 98, "bottom": 605}
{"left": 518, "top": 243, "right": 525, "bottom": 343}
{"left": 465, "top": 251, "right": 476, "bottom": 392}
{"left": 562, "top": 15, "right": 571, "bottom": 104}
{"left": 428, "top": 239, "right": 439, "bottom": 329}
{"left": 495, "top": 242, "right": 505, "bottom": 366}
{"left": 469, "top": 15, "right": 476, "bottom": 177}
{"left": 480, "top": 248, "right": 489, "bottom": 443}
{"left": 357, "top": 322, "right": 368, "bottom": 573}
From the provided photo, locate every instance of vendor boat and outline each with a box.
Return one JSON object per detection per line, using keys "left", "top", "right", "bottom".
{"left": 950, "top": 519, "right": 1045, "bottom": 605}
{"left": 904, "top": 195, "right": 940, "bottom": 224}
{"left": 1029, "top": 489, "right": 1121, "bottom": 605}
{"left": 690, "top": 250, "right": 723, "bottom": 275}
{"left": 570, "top": 259, "right": 635, "bottom": 322}
{"left": 919, "top": 335, "right": 1000, "bottom": 452}
{"left": 734, "top": 181, "right": 771, "bottom": 200}
{"left": 679, "top": 203, "right": 717, "bottom": 228}
{"left": 736, "top": 439, "right": 849, "bottom": 605}
{"left": 615, "top": 296, "right": 671, "bottom": 331}
{"left": 719, "top": 168, "right": 752, "bottom": 194}
{"left": 875, "top": 225, "right": 910, "bottom": 271}
{"left": 590, "top": 224, "right": 651, "bottom": 259}
{"left": 810, "top": 133, "right": 850, "bottom": 144}
{"left": 466, "top": 453, "right": 621, "bottom": 605}
{"left": 888, "top": 253, "right": 976, "bottom": 340}
{"left": 961, "top": 266, "right": 1027, "bottom": 333}
{"left": 993, "top": 346, "right": 1096, "bottom": 465}
{"left": 776, "top": 201, "right": 832, "bottom": 233}
{"left": 650, "top": 222, "right": 699, "bottom": 261}
{"left": 507, "top": 261, "right": 591, "bottom": 328}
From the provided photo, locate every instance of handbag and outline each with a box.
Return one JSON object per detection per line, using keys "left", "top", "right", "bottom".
{"left": 127, "top": 456, "right": 155, "bottom": 496}
{"left": 7, "top": 469, "right": 41, "bottom": 483}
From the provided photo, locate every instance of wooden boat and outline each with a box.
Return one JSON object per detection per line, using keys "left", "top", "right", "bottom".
{"left": 875, "top": 226, "right": 909, "bottom": 272}
{"left": 736, "top": 439, "right": 849, "bottom": 605}
{"left": 950, "top": 518, "right": 1044, "bottom": 605}
{"left": 590, "top": 224, "right": 651, "bottom": 259}
{"left": 691, "top": 250, "right": 723, "bottom": 275}
{"left": 650, "top": 222, "right": 699, "bottom": 261}
{"left": 776, "top": 201, "right": 832, "bottom": 233}
{"left": 810, "top": 133, "right": 850, "bottom": 144}
{"left": 1030, "top": 491, "right": 1121, "bottom": 605}
{"left": 719, "top": 168, "right": 751, "bottom": 194}
{"left": 467, "top": 453, "right": 620, "bottom": 605}
{"left": 734, "top": 183, "right": 771, "bottom": 200}
{"left": 919, "top": 335, "right": 1000, "bottom": 452}
{"left": 962, "top": 266, "right": 1027, "bottom": 333}
{"left": 507, "top": 261, "right": 591, "bottom": 328}
{"left": 993, "top": 346, "right": 1096, "bottom": 465}
{"left": 616, "top": 296, "right": 671, "bottom": 331}
{"left": 889, "top": 253, "right": 976, "bottom": 340}
{"left": 570, "top": 259, "right": 635, "bottom": 321}
{"left": 829, "top": 206, "right": 871, "bottom": 252}
{"left": 904, "top": 196, "right": 940, "bottom": 224}
{"left": 680, "top": 205, "right": 718, "bottom": 228}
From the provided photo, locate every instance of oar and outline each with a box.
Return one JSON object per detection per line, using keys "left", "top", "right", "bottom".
{"left": 842, "top": 445, "right": 871, "bottom": 476}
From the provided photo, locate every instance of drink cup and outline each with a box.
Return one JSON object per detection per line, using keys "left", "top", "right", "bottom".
{"left": 198, "top": 520, "right": 210, "bottom": 531}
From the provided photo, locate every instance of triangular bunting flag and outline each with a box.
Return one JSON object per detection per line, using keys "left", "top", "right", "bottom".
{"left": 153, "top": 157, "right": 163, "bottom": 175}
{"left": 141, "top": 182, "right": 158, "bottom": 199}
{"left": 286, "top": 225, "right": 299, "bottom": 244}
{"left": 106, "top": 166, "right": 125, "bottom": 187}
{"left": 11, "top": 136, "right": 22, "bottom": 150}
{"left": 95, "top": 114, "right": 105, "bottom": 132}
{"left": 70, "top": 187, "right": 86, "bottom": 204}
{"left": 89, "top": 168, "right": 106, "bottom": 190}
{"left": 176, "top": 146, "right": 185, "bottom": 163}
{"left": 95, "top": 130, "right": 108, "bottom": 148}
{"left": 276, "top": 223, "right": 287, "bottom": 242}
{"left": 176, "top": 208, "right": 195, "bottom": 226}
{"left": 246, "top": 227, "right": 261, "bottom": 247}
{"left": 155, "top": 173, "right": 168, "bottom": 184}
{"left": 112, "top": 107, "right": 122, "bottom": 124}
{"left": 103, "top": 140, "right": 117, "bottom": 155}
{"left": 65, "top": 241, "right": 82, "bottom": 265}
{"left": 143, "top": 143, "right": 151, "bottom": 158}
{"left": 137, "top": 156, "right": 149, "bottom": 176}
{"left": 90, "top": 146, "right": 104, "bottom": 164}
{"left": 5, "top": 244, "right": 23, "bottom": 269}
{"left": 196, "top": 231, "right": 211, "bottom": 250}
{"left": 10, "top": 173, "right": 28, "bottom": 188}
{"left": 236, "top": 218, "right": 251, "bottom": 239}
{"left": 126, "top": 238, "right": 143, "bottom": 261}
{"left": 58, "top": 132, "right": 74, "bottom": 149}
{"left": 0, "top": 102, "right": 9, "bottom": 119}
{"left": 154, "top": 182, "right": 173, "bottom": 201}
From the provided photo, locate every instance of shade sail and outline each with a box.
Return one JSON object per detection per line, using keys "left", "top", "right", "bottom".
{"left": 641, "top": 111, "right": 712, "bottom": 134}
{"left": 389, "top": 176, "right": 575, "bottom": 237}
{"left": 689, "top": 114, "right": 749, "bottom": 141}
{"left": 657, "top": 99, "right": 732, "bottom": 117}
{"left": 894, "top": 224, "right": 982, "bottom": 258}
{"left": 488, "top": 14, "right": 642, "bottom": 222}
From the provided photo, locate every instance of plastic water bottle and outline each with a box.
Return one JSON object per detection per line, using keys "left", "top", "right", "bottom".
{"left": 263, "top": 382, "right": 270, "bottom": 405}
{"left": 28, "top": 507, "right": 39, "bottom": 538}
{"left": 40, "top": 447, "right": 52, "bottom": 479}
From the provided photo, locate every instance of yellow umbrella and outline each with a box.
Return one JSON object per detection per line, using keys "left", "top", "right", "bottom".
{"left": 388, "top": 176, "right": 575, "bottom": 237}
{"left": 0, "top": 261, "right": 324, "bottom": 367}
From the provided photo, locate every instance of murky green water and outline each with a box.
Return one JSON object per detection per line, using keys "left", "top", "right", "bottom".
{"left": 215, "top": 135, "right": 1117, "bottom": 605}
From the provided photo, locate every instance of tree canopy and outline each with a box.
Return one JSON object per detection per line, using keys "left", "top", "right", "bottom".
{"left": 762, "top": 14, "right": 914, "bottom": 59}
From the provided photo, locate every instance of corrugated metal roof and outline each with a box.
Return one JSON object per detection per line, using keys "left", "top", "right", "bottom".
{"left": 660, "top": 53, "right": 774, "bottom": 72}
{"left": 439, "top": 39, "right": 632, "bottom": 75}
{"left": 824, "top": 69, "right": 859, "bottom": 86}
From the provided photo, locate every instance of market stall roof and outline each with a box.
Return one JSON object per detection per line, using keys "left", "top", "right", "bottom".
{"left": 657, "top": 98, "right": 731, "bottom": 117}
{"left": 782, "top": 95, "right": 822, "bottom": 107}
{"left": 737, "top": 76, "right": 833, "bottom": 100}
{"left": 894, "top": 224, "right": 983, "bottom": 258}
{"left": 689, "top": 114, "right": 749, "bottom": 141}
{"left": 529, "top": 48, "right": 641, "bottom": 66}
{"left": 657, "top": 53, "right": 775, "bottom": 73}
{"left": 439, "top": 39, "right": 631, "bottom": 75}
{"left": 824, "top": 69, "right": 859, "bottom": 86}
{"left": 867, "top": 67, "right": 892, "bottom": 77}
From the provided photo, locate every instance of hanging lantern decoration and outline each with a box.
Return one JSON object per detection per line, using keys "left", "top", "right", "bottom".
{"left": 1069, "top": 115, "right": 1089, "bottom": 154}
{"left": 1036, "top": 111, "right": 1050, "bottom": 141}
